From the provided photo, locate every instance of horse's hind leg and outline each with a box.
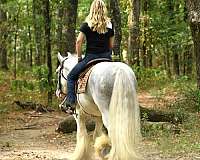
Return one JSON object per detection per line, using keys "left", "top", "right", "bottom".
{"left": 94, "top": 115, "right": 111, "bottom": 160}
{"left": 93, "top": 116, "right": 103, "bottom": 140}
{"left": 68, "top": 109, "right": 91, "bottom": 160}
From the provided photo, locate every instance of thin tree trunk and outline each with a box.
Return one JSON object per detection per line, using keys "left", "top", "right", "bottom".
{"left": 166, "top": 42, "right": 172, "bottom": 78}
{"left": 128, "top": 0, "right": 140, "bottom": 66}
{"left": 110, "top": 0, "right": 122, "bottom": 60}
{"left": 173, "top": 51, "right": 180, "bottom": 76}
{"left": 13, "top": 6, "right": 20, "bottom": 79}
{"left": 142, "top": 0, "right": 148, "bottom": 67}
{"left": 172, "top": 45, "right": 180, "bottom": 76}
{"left": 62, "top": 0, "right": 78, "bottom": 55}
{"left": 57, "top": 1, "right": 64, "bottom": 54}
{"left": 186, "top": 0, "right": 200, "bottom": 88}
{"left": 43, "top": 0, "right": 52, "bottom": 106}
{"left": 183, "top": 49, "right": 186, "bottom": 75}
{"left": 27, "top": 0, "right": 33, "bottom": 67}
{"left": 183, "top": 44, "right": 193, "bottom": 76}
{"left": 148, "top": 32, "right": 153, "bottom": 67}
{"left": 56, "top": 1, "right": 64, "bottom": 67}
{"left": 33, "top": 0, "right": 43, "bottom": 65}
{"left": 0, "top": 0, "right": 8, "bottom": 70}
{"left": 28, "top": 25, "right": 33, "bottom": 67}
{"left": 186, "top": 45, "right": 193, "bottom": 75}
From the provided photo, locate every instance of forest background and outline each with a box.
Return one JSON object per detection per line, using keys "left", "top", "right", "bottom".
{"left": 0, "top": 0, "right": 200, "bottom": 159}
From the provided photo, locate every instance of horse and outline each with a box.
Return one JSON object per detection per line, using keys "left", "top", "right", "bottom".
{"left": 56, "top": 52, "right": 141, "bottom": 160}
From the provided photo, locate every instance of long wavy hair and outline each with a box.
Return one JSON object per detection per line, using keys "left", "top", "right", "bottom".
{"left": 85, "top": 0, "right": 111, "bottom": 34}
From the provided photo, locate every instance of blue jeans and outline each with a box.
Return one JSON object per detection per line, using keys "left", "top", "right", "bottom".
{"left": 66, "top": 51, "right": 112, "bottom": 104}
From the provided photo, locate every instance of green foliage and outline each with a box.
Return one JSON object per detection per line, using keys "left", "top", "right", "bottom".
{"left": 170, "top": 87, "right": 200, "bottom": 112}
{"left": 77, "top": 0, "right": 92, "bottom": 24}
{"left": 155, "top": 114, "right": 200, "bottom": 154}
{"left": 10, "top": 65, "right": 56, "bottom": 93}
{"left": 0, "top": 104, "right": 9, "bottom": 114}
{"left": 0, "top": 72, "right": 4, "bottom": 85}
{"left": 135, "top": 67, "right": 169, "bottom": 89}
{"left": 142, "top": 122, "right": 173, "bottom": 138}
{"left": 142, "top": 111, "right": 200, "bottom": 154}
{"left": 32, "top": 65, "right": 49, "bottom": 80}
{"left": 11, "top": 79, "right": 34, "bottom": 91}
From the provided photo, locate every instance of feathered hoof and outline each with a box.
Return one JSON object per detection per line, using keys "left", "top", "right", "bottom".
{"left": 94, "top": 134, "right": 111, "bottom": 160}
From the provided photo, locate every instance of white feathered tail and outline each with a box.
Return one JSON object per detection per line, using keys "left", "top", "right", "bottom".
{"left": 108, "top": 68, "right": 141, "bottom": 160}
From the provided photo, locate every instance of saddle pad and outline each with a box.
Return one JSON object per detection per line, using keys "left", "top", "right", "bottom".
{"left": 77, "top": 66, "right": 94, "bottom": 94}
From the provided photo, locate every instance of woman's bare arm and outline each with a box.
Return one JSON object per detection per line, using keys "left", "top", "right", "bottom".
{"left": 76, "top": 32, "right": 85, "bottom": 60}
{"left": 109, "top": 36, "right": 114, "bottom": 49}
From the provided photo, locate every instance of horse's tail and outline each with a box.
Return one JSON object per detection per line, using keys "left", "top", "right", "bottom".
{"left": 109, "top": 68, "right": 141, "bottom": 160}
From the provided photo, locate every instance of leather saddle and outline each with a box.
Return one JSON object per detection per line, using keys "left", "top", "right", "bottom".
{"left": 77, "top": 58, "right": 112, "bottom": 94}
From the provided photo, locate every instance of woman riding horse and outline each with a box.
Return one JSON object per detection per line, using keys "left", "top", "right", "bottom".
{"left": 57, "top": 0, "right": 141, "bottom": 159}
{"left": 63, "top": 0, "right": 114, "bottom": 112}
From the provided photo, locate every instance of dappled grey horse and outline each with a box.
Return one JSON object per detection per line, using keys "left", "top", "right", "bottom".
{"left": 56, "top": 52, "right": 141, "bottom": 160}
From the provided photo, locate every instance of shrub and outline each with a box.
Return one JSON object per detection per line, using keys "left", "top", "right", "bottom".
{"left": 133, "top": 67, "right": 169, "bottom": 90}
{"left": 170, "top": 87, "right": 200, "bottom": 112}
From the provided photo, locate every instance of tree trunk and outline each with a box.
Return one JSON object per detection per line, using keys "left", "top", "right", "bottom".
{"left": 110, "top": 0, "right": 122, "bottom": 60}
{"left": 142, "top": 0, "right": 148, "bottom": 67}
{"left": 183, "top": 49, "right": 186, "bottom": 75}
{"left": 43, "top": 0, "right": 52, "bottom": 106}
{"left": 57, "top": 1, "right": 64, "bottom": 54}
{"left": 28, "top": 25, "right": 33, "bottom": 67}
{"left": 26, "top": 0, "right": 33, "bottom": 67}
{"left": 186, "top": 45, "right": 193, "bottom": 75}
{"left": 190, "top": 23, "right": 200, "bottom": 88}
{"left": 62, "top": 0, "right": 78, "bottom": 55}
{"left": 13, "top": 6, "right": 20, "bottom": 79}
{"left": 148, "top": 32, "right": 153, "bottom": 67}
{"left": 186, "top": 0, "right": 200, "bottom": 88}
{"left": 173, "top": 49, "right": 180, "bottom": 76}
{"left": 183, "top": 44, "right": 193, "bottom": 76}
{"left": 0, "top": 1, "right": 8, "bottom": 70}
{"left": 128, "top": 0, "right": 140, "bottom": 66}
{"left": 33, "top": 0, "right": 43, "bottom": 65}
{"left": 166, "top": 42, "right": 172, "bottom": 78}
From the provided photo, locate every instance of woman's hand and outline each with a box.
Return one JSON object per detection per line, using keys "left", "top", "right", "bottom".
{"left": 78, "top": 56, "right": 82, "bottom": 62}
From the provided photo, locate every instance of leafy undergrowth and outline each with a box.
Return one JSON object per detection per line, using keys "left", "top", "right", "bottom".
{"left": 136, "top": 68, "right": 200, "bottom": 155}
{"left": 142, "top": 113, "right": 200, "bottom": 155}
{"left": 0, "top": 69, "right": 60, "bottom": 115}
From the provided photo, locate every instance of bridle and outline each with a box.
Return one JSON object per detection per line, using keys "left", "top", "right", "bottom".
{"left": 57, "top": 57, "right": 68, "bottom": 95}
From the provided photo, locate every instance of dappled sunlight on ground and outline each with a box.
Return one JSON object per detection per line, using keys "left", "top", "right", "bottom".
{"left": 138, "top": 91, "right": 177, "bottom": 109}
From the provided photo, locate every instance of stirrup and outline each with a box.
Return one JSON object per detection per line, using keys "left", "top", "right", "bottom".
{"left": 59, "top": 97, "right": 76, "bottom": 115}
{"left": 60, "top": 104, "right": 76, "bottom": 115}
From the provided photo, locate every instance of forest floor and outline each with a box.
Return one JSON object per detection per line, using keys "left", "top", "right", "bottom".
{"left": 0, "top": 91, "right": 200, "bottom": 160}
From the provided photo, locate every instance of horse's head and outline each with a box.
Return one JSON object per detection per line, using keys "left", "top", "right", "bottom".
{"left": 56, "top": 52, "right": 78, "bottom": 98}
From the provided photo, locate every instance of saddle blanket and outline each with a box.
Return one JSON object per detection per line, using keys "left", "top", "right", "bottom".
{"left": 77, "top": 66, "right": 94, "bottom": 94}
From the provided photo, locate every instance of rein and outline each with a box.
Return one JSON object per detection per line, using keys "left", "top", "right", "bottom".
{"left": 57, "top": 57, "right": 68, "bottom": 95}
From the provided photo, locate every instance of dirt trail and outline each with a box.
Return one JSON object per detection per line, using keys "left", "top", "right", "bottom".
{"left": 0, "top": 93, "right": 199, "bottom": 160}
{"left": 0, "top": 111, "right": 75, "bottom": 160}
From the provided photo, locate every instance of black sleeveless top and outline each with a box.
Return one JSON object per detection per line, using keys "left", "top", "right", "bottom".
{"left": 80, "top": 22, "right": 114, "bottom": 55}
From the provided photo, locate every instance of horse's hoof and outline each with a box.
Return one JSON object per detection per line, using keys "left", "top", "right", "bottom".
{"left": 100, "top": 145, "right": 111, "bottom": 159}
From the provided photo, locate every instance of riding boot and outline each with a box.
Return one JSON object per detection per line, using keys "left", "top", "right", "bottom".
{"left": 61, "top": 78, "right": 77, "bottom": 114}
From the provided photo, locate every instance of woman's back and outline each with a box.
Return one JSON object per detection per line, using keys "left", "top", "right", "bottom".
{"left": 80, "top": 22, "right": 114, "bottom": 54}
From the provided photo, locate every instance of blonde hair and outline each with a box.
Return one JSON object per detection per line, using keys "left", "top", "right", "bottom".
{"left": 85, "top": 0, "right": 111, "bottom": 34}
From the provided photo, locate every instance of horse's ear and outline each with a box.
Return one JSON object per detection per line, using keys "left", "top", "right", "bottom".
{"left": 67, "top": 52, "right": 72, "bottom": 57}
{"left": 58, "top": 52, "right": 64, "bottom": 64}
